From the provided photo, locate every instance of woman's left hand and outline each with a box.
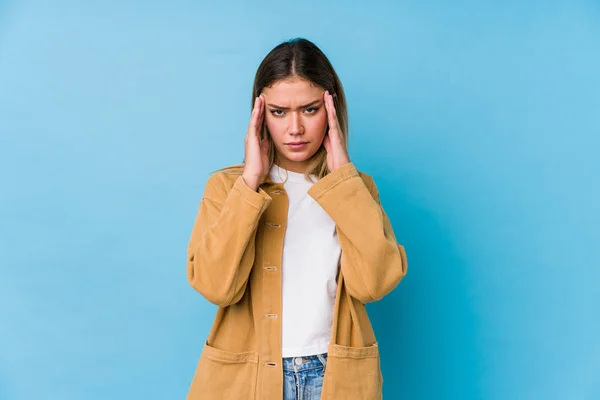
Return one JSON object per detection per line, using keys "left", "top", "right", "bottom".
{"left": 323, "top": 90, "right": 350, "bottom": 173}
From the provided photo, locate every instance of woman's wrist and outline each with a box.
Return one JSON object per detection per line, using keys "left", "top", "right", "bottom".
{"left": 241, "top": 174, "right": 260, "bottom": 192}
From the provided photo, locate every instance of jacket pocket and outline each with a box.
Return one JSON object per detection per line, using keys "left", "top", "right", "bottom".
{"left": 187, "top": 341, "right": 258, "bottom": 400}
{"left": 322, "top": 342, "right": 382, "bottom": 400}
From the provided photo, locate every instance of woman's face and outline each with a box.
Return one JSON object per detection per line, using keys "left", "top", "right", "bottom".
{"left": 261, "top": 77, "right": 328, "bottom": 173}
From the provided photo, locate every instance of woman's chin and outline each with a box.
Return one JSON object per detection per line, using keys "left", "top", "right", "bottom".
{"left": 281, "top": 150, "right": 313, "bottom": 162}
{"left": 275, "top": 144, "right": 321, "bottom": 164}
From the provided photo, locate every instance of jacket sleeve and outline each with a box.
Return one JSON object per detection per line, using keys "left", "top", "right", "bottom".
{"left": 307, "top": 162, "right": 407, "bottom": 304}
{"left": 187, "top": 173, "right": 272, "bottom": 307}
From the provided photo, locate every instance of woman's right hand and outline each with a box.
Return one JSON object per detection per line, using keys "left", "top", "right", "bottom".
{"left": 242, "top": 95, "right": 270, "bottom": 191}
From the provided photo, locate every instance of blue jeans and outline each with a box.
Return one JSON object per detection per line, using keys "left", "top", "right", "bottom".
{"left": 282, "top": 353, "right": 328, "bottom": 400}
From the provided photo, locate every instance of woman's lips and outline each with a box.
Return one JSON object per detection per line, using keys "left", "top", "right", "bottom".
{"left": 286, "top": 142, "right": 308, "bottom": 150}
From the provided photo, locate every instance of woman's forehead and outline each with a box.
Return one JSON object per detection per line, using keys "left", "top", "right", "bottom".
{"left": 263, "top": 80, "right": 323, "bottom": 107}
{"left": 262, "top": 78, "right": 323, "bottom": 101}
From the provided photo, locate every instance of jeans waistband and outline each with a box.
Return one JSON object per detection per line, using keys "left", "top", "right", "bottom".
{"left": 282, "top": 353, "right": 328, "bottom": 372}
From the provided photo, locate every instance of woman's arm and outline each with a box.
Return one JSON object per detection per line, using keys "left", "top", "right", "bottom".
{"left": 187, "top": 173, "right": 272, "bottom": 307}
{"left": 308, "top": 162, "right": 407, "bottom": 304}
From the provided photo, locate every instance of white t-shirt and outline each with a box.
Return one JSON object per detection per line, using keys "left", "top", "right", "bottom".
{"left": 269, "top": 163, "right": 342, "bottom": 358}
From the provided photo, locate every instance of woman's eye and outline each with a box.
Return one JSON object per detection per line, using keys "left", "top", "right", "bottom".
{"left": 270, "top": 107, "right": 318, "bottom": 116}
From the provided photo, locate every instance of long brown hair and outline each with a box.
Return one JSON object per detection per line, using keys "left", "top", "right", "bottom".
{"left": 214, "top": 38, "right": 349, "bottom": 182}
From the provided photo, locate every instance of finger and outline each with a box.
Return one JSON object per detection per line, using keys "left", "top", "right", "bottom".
{"left": 324, "top": 92, "right": 336, "bottom": 126}
{"left": 326, "top": 91, "right": 337, "bottom": 117}
{"left": 324, "top": 92, "right": 340, "bottom": 139}
{"left": 257, "top": 96, "right": 267, "bottom": 133}
{"left": 250, "top": 96, "right": 261, "bottom": 130}
{"left": 256, "top": 96, "right": 265, "bottom": 135}
{"left": 323, "top": 134, "right": 331, "bottom": 153}
{"left": 247, "top": 105, "right": 257, "bottom": 142}
{"left": 246, "top": 98, "right": 261, "bottom": 149}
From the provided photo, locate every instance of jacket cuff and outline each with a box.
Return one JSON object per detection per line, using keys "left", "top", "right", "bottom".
{"left": 233, "top": 175, "right": 272, "bottom": 212}
{"left": 308, "top": 162, "right": 359, "bottom": 200}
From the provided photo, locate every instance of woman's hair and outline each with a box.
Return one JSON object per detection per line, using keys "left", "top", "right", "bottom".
{"left": 213, "top": 37, "right": 348, "bottom": 182}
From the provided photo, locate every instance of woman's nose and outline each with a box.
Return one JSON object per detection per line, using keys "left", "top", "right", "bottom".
{"left": 289, "top": 112, "right": 304, "bottom": 134}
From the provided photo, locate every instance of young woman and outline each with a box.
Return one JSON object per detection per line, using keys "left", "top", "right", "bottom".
{"left": 186, "top": 38, "right": 407, "bottom": 400}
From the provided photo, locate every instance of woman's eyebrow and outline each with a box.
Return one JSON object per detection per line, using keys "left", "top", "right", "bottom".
{"left": 266, "top": 99, "right": 322, "bottom": 110}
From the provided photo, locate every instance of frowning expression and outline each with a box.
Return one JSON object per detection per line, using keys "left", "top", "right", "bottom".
{"left": 261, "top": 77, "right": 327, "bottom": 173}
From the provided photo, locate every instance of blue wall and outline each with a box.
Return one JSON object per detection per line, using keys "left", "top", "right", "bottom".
{"left": 1, "top": 1, "right": 598, "bottom": 399}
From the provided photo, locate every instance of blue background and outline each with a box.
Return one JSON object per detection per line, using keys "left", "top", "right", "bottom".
{"left": 1, "top": 1, "right": 599, "bottom": 399}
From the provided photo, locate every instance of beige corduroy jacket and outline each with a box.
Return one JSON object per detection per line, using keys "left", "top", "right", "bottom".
{"left": 186, "top": 161, "right": 407, "bottom": 399}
